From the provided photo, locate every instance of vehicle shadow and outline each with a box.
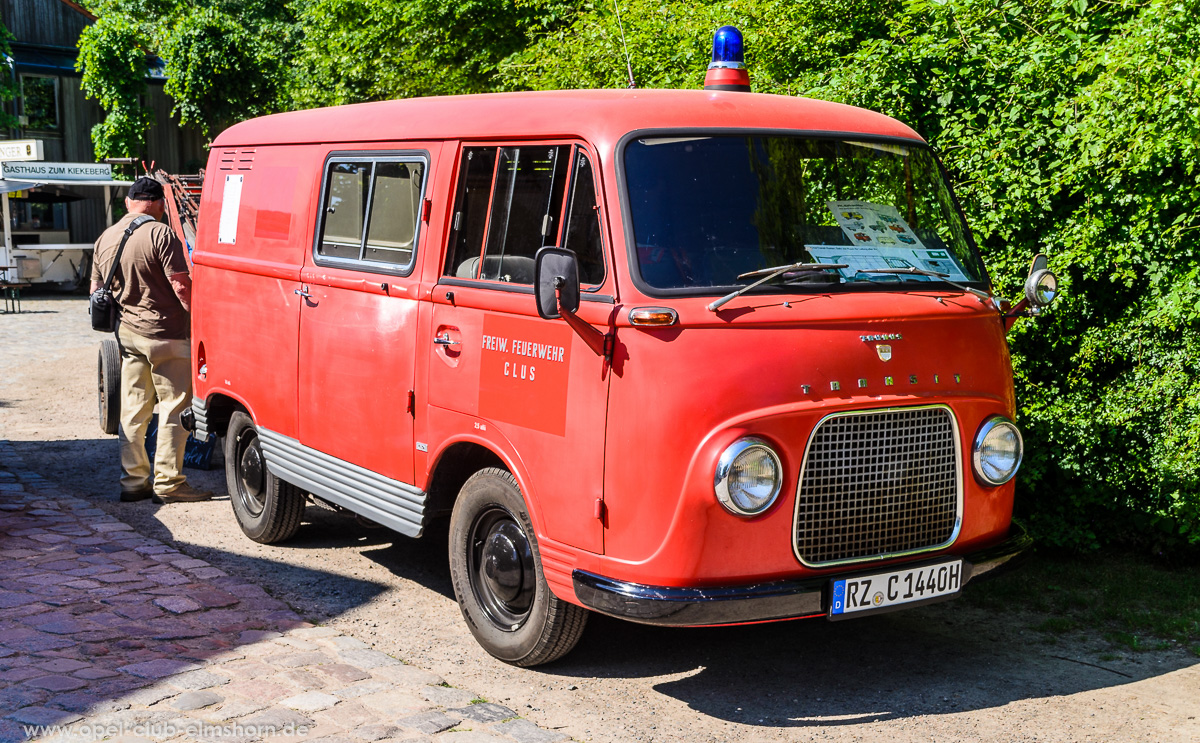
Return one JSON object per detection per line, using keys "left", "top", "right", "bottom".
{"left": 547, "top": 601, "right": 1194, "bottom": 727}
{"left": 541, "top": 587, "right": 1199, "bottom": 727}
{"left": 12, "top": 436, "right": 457, "bottom": 606}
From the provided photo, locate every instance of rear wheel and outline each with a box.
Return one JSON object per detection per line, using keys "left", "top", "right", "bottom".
{"left": 226, "top": 411, "right": 304, "bottom": 543}
{"left": 98, "top": 339, "right": 120, "bottom": 435}
{"left": 449, "top": 468, "right": 587, "bottom": 666}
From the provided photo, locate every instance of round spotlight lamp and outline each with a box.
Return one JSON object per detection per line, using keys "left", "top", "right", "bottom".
{"left": 972, "top": 417, "right": 1024, "bottom": 486}
{"left": 1024, "top": 269, "right": 1058, "bottom": 307}
{"left": 714, "top": 437, "right": 782, "bottom": 516}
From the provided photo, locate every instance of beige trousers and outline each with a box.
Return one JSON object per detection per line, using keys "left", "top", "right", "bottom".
{"left": 117, "top": 325, "right": 191, "bottom": 495}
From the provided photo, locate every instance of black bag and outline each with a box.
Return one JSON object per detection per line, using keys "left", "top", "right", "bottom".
{"left": 89, "top": 288, "right": 117, "bottom": 332}
{"left": 90, "top": 215, "right": 156, "bottom": 332}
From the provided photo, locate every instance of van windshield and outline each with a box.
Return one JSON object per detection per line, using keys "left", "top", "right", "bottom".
{"left": 624, "top": 135, "right": 988, "bottom": 292}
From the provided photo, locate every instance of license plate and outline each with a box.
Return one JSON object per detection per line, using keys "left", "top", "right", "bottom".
{"left": 828, "top": 559, "right": 963, "bottom": 619}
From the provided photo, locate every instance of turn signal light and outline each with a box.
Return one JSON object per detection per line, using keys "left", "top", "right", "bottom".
{"left": 629, "top": 307, "right": 678, "bottom": 326}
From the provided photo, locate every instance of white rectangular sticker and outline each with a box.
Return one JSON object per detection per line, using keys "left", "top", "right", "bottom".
{"left": 807, "top": 244, "right": 972, "bottom": 283}
{"left": 218, "top": 175, "right": 243, "bottom": 245}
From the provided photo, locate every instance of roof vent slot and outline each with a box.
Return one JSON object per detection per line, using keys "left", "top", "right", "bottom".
{"left": 218, "top": 149, "right": 256, "bottom": 171}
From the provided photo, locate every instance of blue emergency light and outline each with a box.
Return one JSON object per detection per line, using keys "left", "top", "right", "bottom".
{"left": 704, "top": 25, "right": 751, "bottom": 91}
{"left": 709, "top": 25, "right": 744, "bottom": 69}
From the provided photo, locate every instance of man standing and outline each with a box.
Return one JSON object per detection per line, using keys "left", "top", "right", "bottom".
{"left": 90, "top": 177, "right": 211, "bottom": 504}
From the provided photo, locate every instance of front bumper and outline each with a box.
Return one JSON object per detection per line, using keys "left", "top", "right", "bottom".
{"left": 572, "top": 522, "right": 1032, "bottom": 627}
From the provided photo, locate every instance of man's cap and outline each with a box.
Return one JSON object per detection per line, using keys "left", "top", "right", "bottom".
{"left": 127, "top": 177, "right": 164, "bottom": 201}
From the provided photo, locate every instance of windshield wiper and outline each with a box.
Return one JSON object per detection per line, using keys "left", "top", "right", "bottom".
{"left": 854, "top": 267, "right": 993, "bottom": 303}
{"left": 707, "top": 262, "right": 848, "bottom": 312}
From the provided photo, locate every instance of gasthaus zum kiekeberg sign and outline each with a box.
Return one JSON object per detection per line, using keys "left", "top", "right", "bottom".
{"left": 1, "top": 161, "right": 113, "bottom": 181}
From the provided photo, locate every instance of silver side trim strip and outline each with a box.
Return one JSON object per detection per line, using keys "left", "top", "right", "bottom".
{"left": 191, "top": 396, "right": 209, "bottom": 437}
{"left": 258, "top": 427, "right": 426, "bottom": 538}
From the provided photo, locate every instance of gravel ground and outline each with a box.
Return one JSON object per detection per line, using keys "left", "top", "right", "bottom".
{"left": 2, "top": 295, "right": 1198, "bottom": 743}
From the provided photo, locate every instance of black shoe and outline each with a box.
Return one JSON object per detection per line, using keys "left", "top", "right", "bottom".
{"left": 119, "top": 488, "right": 154, "bottom": 502}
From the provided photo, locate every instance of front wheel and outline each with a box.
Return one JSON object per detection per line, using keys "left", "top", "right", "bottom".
{"left": 449, "top": 468, "right": 587, "bottom": 666}
{"left": 226, "top": 411, "right": 304, "bottom": 543}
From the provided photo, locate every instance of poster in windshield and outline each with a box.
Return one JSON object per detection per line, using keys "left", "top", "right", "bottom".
{"left": 807, "top": 200, "right": 971, "bottom": 282}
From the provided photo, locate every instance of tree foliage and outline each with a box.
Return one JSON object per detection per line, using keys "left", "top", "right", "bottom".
{"left": 501, "top": 0, "right": 1200, "bottom": 552}
{"left": 499, "top": 0, "right": 896, "bottom": 93}
{"left": 288, "top": 0, "right": 575, "bottom": 107}
{"left": 77, "top": 0, "right": 295, "bottom": 155}
{"left": 0, "top": 22, "right": 18, "bottom": 131}
{"left": 161, "top": 4, "right": 294, "bottom": 134}
{"left": 77, "top": 12, "right": 153, "bottom": 158}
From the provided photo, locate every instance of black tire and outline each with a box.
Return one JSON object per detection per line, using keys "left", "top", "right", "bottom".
{"left": 226, "top": 411, "right": 304, "bottom": 543}
{"left": 98, "top": 340, "right": 121, "bottom": 435}
{"left": 449, "top": 468, "right": 588, "bottom": 666}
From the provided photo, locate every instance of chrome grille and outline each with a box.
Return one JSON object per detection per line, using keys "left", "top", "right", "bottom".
{"left": 794, "top": 406, "right": 960, "bottom": 566}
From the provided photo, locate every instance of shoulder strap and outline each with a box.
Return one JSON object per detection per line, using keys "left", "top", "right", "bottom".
{"left": 101, "top": 214, "right": 157, "bottom": 291}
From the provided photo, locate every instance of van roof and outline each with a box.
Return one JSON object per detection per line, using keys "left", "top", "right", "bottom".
{"left": 212, "top": 89, "right": 924, "bottom": 148}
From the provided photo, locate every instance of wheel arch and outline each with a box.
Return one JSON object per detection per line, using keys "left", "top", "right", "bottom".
{"left": 200, "top": 392, "right": 252, "bottom": 438}
{"left": 424, "top": 440, "right": 507, "bottom": 520}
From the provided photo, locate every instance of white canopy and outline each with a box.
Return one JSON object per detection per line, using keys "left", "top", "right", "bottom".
{"left": 1, "top": 179, "right": 137, "bottom": 281}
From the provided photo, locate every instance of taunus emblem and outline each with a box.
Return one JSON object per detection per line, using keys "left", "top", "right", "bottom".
{"left": 862, "top": 333, "right": 901, "bottom": 363}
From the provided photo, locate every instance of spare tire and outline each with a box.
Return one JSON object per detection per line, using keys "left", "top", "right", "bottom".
{"left": 98, "top": 339, "right": 121, "bottom": 435}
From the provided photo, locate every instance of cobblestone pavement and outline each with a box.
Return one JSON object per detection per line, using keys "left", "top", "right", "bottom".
{"left": 0, "top": 442, "right": 567, "bottom": 743}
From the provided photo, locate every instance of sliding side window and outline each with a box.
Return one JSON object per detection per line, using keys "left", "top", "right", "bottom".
{"left": 445, "top": 144, "right": 605, "bottom": 287}
{"left": 319, "top": 162, "right": 369, "bottom": 260}
{"left": 562, "top": 150, "right": 604, "bottom": 286}
{"left": 317, "top": 156, "right": 425, "bottom": 272}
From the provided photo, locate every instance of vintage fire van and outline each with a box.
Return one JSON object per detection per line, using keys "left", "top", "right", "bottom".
{"left": 188, "top": 34, "right": 1057, "bottom": 665}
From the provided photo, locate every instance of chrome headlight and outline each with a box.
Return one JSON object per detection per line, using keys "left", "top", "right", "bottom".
{"left": 714, "top": 437, "right": 783, "bottom": 516}
{"left": 972, "top": 417, "right": 1024, "bottom": 486}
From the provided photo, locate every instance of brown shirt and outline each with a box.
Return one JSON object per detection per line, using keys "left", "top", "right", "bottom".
{"left": 90, "top": 213, "right": 191, "bottom": 340}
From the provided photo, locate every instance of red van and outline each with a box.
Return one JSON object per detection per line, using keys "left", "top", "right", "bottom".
{"left": 189, "top": 45, "right": 1057, "bottom": 665}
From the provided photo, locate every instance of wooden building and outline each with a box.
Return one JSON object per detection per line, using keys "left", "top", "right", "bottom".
{"left": 1, "top": 0, "right": 204, "bottom": 252}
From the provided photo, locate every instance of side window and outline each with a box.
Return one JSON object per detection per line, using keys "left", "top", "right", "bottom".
{"left": 446, "top": 148, "right": 497, "bottom": 278}
{"left": 562, "top": 151, "right": 604, "bottom": 286}
{"left": 364, "top": 161, "right": 422, "bottom": 265}
{"left": 319, "top": 163, "right": 370, "bottom": 260}
{"left": 317, "top": 157, "right": 425, "bottom": 271}
{"left": 444, "top": 144, "right": 605, "bottom": 287}
{"left": 479, "top": 146, "right": 569, "bottom": 283}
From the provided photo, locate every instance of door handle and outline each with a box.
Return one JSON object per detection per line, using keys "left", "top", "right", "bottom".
{"left": 294, "top": 287, "right": 311, "bottom": 299}
{"left": 434, "top": 334, "right": 460, "bottom": 346}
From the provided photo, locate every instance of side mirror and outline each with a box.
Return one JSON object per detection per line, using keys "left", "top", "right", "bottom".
{"left": 1023, "top": 253, "right": 1059, "bottom": 308}
{"left": 534, "top": 246, "right": 609, "bottom": 358}
{"left": 534, "top": 247, "right": 580, "bottom": 320}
